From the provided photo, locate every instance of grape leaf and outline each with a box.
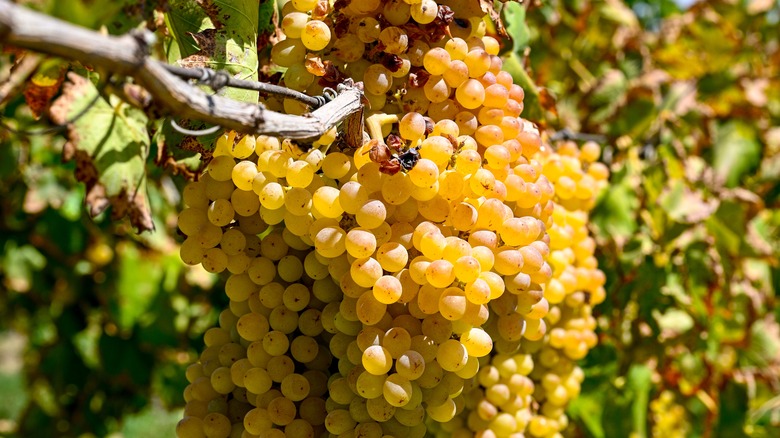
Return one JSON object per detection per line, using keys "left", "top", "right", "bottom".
{"left": 592, "top": 166, "right": 640, "bottom": 242}
{"left": 0, "top": 242, "right": 46, "bottom": 293}
{"left": 502, "top": 1, "right": 530, "bottom": 52}
{"left": 165, "top": 0, "right": 208, "bottom": 58}
{"left": 49, "top": 73, "right": 153, "bottom": 232}
{"left": 111, "top": 244, "right": 166, "bottom": 330}
{"left": 503, "top": 52, "right": 544, "bottom": 123}
{"left": 107, "top": 0, "right": 166, "bottom": 34}
{"left": 162, "top": 0, "right": 260, "bottom": 157}
{"left": 599, "top": 0, "right": 640, "bottom": 28}
{"left": 653, "top": 308, "right": 694, "bottom": 336}
{"left": 167, "top": 0, "right": 259, "bottom": 103}
{"left": 23, "top": 58, "right": 67, "bottom": 119}
{"left": 659, "top": 179, "right": 720, "bottom": 224}
{"left": 568, "top": 389, "right": 607, "bottom": 438}
{"left": 712, "top": 120, "right": 761, "bottom": 188}
{"left": 48, "top": 0, "right": 125, "bottom": 29}
{"left": 99, "top": 333, "right": 153, "bottom": 384}
{"left": 257, "top": 0, "right": 277, "bottom": 38}
{"left": 716, "top": 381, "right": 750, "bottom": 437}
{"left": 627, "top": 364, "right": 652, "bottom": 438}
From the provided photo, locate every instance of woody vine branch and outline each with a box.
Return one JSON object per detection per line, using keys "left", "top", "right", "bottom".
{"left": 0, "top": 0, "right": 364, "bottom": 142}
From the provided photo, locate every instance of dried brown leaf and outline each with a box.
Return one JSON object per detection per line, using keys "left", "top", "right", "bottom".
{"left": 305, "top": 54, "right": 327, "bottom": 77}
{"left": 23, "top": 62, "right": 66, "bottom": 119}
{"left": 312, "top": 0, "right": 331, "bottom": 20}
{"left": 408, "top": 69, "right": 430, "bottom": 88}
{"left": 480, "top": 0, "right": 509, "bottom": 38}
{"left": 195, "top": 0, "right": 224, "bottom": 29}
{"left": 50, "top": 73, "right": 154, "bottom": 232}
{"left": 741, "top": 78, "right": 769, "bottom": 107}
{"left": 179, "top": 29, "right": 217, "bottom": 69}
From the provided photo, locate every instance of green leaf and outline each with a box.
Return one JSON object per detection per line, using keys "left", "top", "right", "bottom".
{"left": 136, "top": 255, "right": 185, "bottom": 347}
{"left": 627, "top": 364, "right": 652, "bottom": 438}
{"left": 711, "top": 120, "right": 762, "bottom": 188}
{"left": 592, "top": 69, "right": 628, "bottom": 106}
{"left": 72, "top": 321, "right": 101, "bottom": 369}
{"left": 757, "top": 128, "right": 780, "bottom": 188}
{"left": 0, "top": 345, "right": 28, "bottom": 421}
{"left": 716, "top": 381, "right": 750, "bottom": 437}
{"left": 99, "top": 333, "right": 153, "bottom": 385}
{"left": 0, "top": 241, "right": 46, "bottom": 293}
{"left": 38, "top": 347, "right": 84, "bottom": 404}
{"left": 151, "top": 122, "right": 204, "bottom": 172}
{"left": 706, "top": 200, "right": 748, "bottom": 257}
{"left": 609, "top": 97, "right": 657, "bottom": 139}
{"left": 503, "top": 53, "right": 543, "bottom": 122}
{"left": 653, "top": 308, "right": 694, "bottom": 335}
{"left": 112, "top": 245, "right": 165, "bottom": 331}
{"left": 48, "top": 0, "right": 157, "bottom": 34}
{"left": 503, "top": 2, "right": 531, "bottom": 52}
{"left": 166, "top": 0, "right": 259, "bottom": 103}
{"left": 659, "top": 179, "right": 719, "bottom": 224}
{"left": 49, "top": 73, "right": 153, "bottom": 232}
{"left": 105, "top": 1, "right": 160, "bottom": 34}
{"left": 48, "top": 0, "right": 125, "bottom": 29}
{"left": 568, "top": 388, "right": 607, "bottom": 438}
{"left": 121, "top": 404, "right": 182, "bottom": 438}
{"left": 600, "top": 1, "right": 640, "bottom": 28}
{"left": 601, "top": 386, "right": 635, "bottom": 437}
{"left": 165, "top": 0, "right": 211, "bottom": 58}
{"left": 592, "top": 167, "right": 639, "bottom": 241}
{"left": 742, "top": 319, "right": 780, "bottom": 368}
{"left": 748, "top": 209, "right": 780, "bottom": 257}
{"left": 258, "top": 0, "right": 277, "bottom": 36}
{"left": 0, "top": 134, "right": 21, "bottom": 177}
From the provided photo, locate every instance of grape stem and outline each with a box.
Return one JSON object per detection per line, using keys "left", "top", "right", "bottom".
{"left": 0, "top": 0, "right": 364, "bottom": 141}
{"left": 365, "top": 113, "right": 399, "bottom": 143}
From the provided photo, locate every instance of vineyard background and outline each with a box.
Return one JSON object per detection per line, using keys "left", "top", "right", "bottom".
{"left": 0, "top": 0, "right": 778, "bottom": 437}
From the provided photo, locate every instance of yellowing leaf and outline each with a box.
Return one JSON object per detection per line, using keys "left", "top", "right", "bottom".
{"left": 23, "top": 59, "right": 67, "bottom": 119}
{"left": 49, "top": 73, "right": 153, "bottom": 232}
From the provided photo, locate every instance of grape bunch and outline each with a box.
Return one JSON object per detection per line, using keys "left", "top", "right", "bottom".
{"left": 174, "top": 1, "right": 608, "bottom": 438}
{"left": 521, "top": 141, "right": 608, "bottom": 437}
{"left": 650, "top": 391, "right": 690, "bottom": 438}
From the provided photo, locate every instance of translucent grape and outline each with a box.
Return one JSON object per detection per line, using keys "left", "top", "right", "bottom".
{"left": 423, "top": 47, "right": 451, "bottom": 75}
{"left": 379, "top": 27, "right": 408, "bottom": 54}
{"left": 410, "top": 0, "right": 437, "bottom": 24}
{"left": 399, "top": 112, "right": 426, "bottom": 141}
{"left": 271, "top": 38, "right": 306, "bottom": 67}
{"left": 375, "top": 242, "right": 408, "bottom": 272}
{"left": 281, "top": 12, "right": 308, "bottom": 39}
{"left": 364, "top": 64, "right": 393, "bottom": 96}
{"left": 362, "top": 345, "right": 393, "bottom": 375}
{"left": 383, "top": 373, "right": 413, "bottom": 407}
{"left": 301, "top": 20, "right": 331, "bottom": 51}
{"left": 345, "top": 228, "right": 377, "bottom": 259}
{"left": 373, "top": 275, "right": 403, "bottom": 304}
{"left": 455, "top": 79, "right": 486, "bottom": 110}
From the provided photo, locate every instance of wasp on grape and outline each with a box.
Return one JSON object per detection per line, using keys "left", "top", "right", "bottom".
{"left": 363, "top": 138, "right": 422, "bottom": 175}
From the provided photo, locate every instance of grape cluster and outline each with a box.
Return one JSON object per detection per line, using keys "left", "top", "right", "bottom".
{"left": 175, "top": 1, "right": 609, "bottom": 437}
{"left": 650, "top": 391, "right": 690, "bottom": 438}
{"left": 521, "top": 141, "right": 608, "bottom": 437}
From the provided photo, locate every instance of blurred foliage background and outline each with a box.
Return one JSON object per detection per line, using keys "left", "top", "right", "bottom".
{"left": 517, "top": 1, "right": 780, "bottom": 437}
{"left": 0, "top": 0, "right": 778, "bottom": 437}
